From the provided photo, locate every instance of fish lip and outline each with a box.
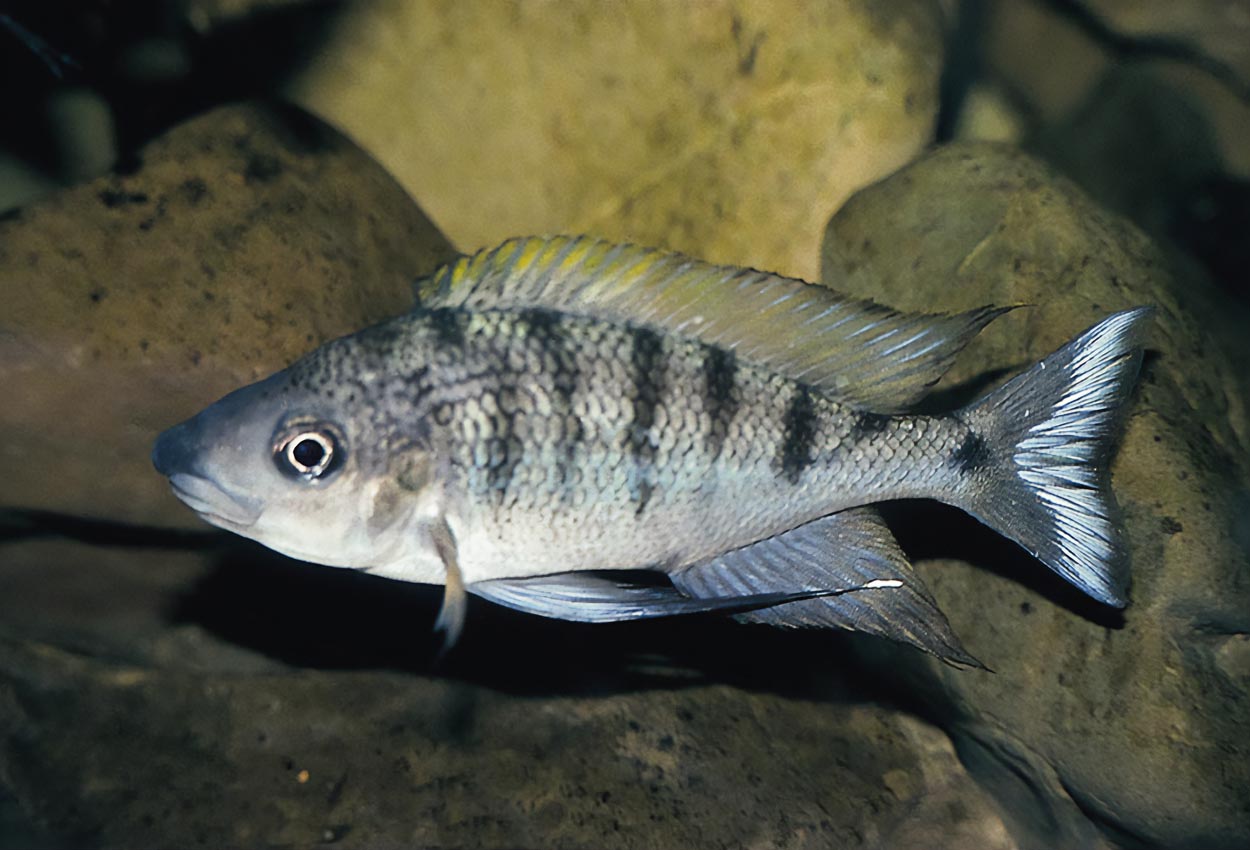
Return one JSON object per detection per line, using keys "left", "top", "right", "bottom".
{"left": 167, "top": 473, "right": 262, "bottom": 529}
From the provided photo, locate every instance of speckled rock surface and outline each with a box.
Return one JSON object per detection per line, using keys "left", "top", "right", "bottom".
{"left": 0, "top": 102, "right": 457, "bottom": 528}
{"left": 286, "top": 0, "right": 945, "bottom": 279}
{"left": 821, "top": 142, "right": 1250, "bottom": 849}
{"left": 0, "top": 537, "right": 1019, "bottom": 850}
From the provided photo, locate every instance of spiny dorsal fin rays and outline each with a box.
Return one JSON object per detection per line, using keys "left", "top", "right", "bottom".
{"left": 416, "top": 236, "right": 1008, "bottom": 412}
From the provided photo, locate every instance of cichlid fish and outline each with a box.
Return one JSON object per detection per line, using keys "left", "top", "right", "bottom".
{"left": 152, "top": 236, "right": 1151, "bottom": 665}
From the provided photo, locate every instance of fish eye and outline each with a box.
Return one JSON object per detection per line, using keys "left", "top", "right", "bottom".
{"left": 274, "top": 424, "right": 344, "bottom": 482}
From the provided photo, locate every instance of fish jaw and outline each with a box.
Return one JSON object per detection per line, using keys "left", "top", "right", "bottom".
{"left": 153, "top": 421, "right": 264, "bottom": 530}
{"left": 166, "top": 471, "right": 263, "bottom": 531}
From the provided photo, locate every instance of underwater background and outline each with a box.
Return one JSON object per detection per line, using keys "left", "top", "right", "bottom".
{"left": 1, "top": 1, "right": 1248, "bottom": 848}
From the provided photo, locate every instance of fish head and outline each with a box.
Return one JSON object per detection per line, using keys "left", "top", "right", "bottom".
{"left": 152, "top": 337, "right": 440, "bottom": 574}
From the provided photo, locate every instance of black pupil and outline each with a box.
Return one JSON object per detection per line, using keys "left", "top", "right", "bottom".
{"left": 292, "top": 437, "right": 326, "bottom": 469}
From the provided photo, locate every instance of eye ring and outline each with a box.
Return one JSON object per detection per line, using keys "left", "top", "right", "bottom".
{"left": 274, "top": 424, "right": 344, "bottom": 482}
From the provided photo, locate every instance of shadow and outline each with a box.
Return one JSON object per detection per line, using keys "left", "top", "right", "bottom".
{"left": 910, "top": 366, "right": 1018, "bottom": 415}
{"left": 877, "top": 500, "right": 1126, "bottom": 630}
{"left": 170, "top": 539, "right": 897, "bottom": 703}
{"left": 0, "top": 508, "right": 219, "bottom": 549}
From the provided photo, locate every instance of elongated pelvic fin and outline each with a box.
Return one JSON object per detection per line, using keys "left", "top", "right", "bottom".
{"left": 955, "top": 307, "right": 1152, "bottom": 607}
{"left": 429, "top": 518, "right": 468, "bottom": 653}
{"left": 672, "top": 507, "right": 982, "bottom": 667}
{"left": 468, "top": 572, "right": 904, "bottom": 623}
{"left": 416, "top": 236, "right": 1008, "bottom": 411}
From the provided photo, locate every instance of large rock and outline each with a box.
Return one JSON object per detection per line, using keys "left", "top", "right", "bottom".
{"left": 0, "top": 102, "right": 458, "bottom": 528}
{"left": 822, "top": 142, "right": 1250, "bottom": 849}
{"left": 977, "top": 3, "right": 1250, "bottom": 361}
{"left": 0, "top": 538, "right": 1018, "bottom": 849}
{"left": 286, "top": 0, "right": 946, "bottom": 279}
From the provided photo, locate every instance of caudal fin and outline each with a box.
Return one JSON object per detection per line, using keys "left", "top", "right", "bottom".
{"left": 957, "top": 308, "right": 1152, "bottom": 607}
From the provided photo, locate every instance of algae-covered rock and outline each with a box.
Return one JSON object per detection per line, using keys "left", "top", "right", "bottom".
{"left": 822, "top": 142, "right": 1250, "bottom": 849}
{"left": 0, "top": 537, "right": 1018, "bottom": 849}
{"left": 0, "top": 102, "right": 457, "bottom": 528}
{"left": 286, "top": 0, "right": 945, "bottom": 279}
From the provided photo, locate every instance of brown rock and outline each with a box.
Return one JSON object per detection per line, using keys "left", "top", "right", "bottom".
{"left": 0, "top": 629, "right": 1014, "bottom": 849}
{"left": 0, "top": 102, "right": 457, "bottom": 528}
{"left": 0, "top": 533, "right": 1018, "bottom": 849}
{"left": 822, "top": 142, "right": 1250, "bottom": 849}
{"left": 286, "top": 0, "right": 945, "bottom": 279}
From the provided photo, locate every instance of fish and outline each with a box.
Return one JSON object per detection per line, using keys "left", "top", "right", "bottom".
{"left": 151, "top": 235, "right": 1151, "bottom": 666}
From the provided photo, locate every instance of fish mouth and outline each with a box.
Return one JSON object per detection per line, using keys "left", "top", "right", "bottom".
{"left": 167, "top": 473, "right": 262, "bottom": 530}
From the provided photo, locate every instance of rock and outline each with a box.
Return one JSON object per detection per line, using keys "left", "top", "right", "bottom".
{"left": 982, "top": 1, "right": 1250, "bottom": 177}
{"left": 1031, "top": 61, "right": 1250, "bottom": 313}
{"left": 1075, "top": 0, "right": 1250, "bottom": 96}
{"left": 0, "top": 102, "right": 458, "bottom": 528}
{"left": 982, "top": 0, "right": 1111, "bottom": 125}
{"left": 1034, "top": 64, "right": 1237, "bottom": 232}
{"left": 0, "top": 538, "right": 281, "bottom": 674}
{"left": 45, "top": 87, "right": 118, "bottom": 184}
{"left": 978, "top": 3, "right": 1250, "bottom": 365}
{"left": 977, "top": 0, "right": 1250, "bottom": 295}
{"left": 0, "top": 152, "right": 55, "bottom": 215}
{"left": 951, "top": 81, "right": 1028, "bottom": 143}
{"left": 0, "top": 535, "right": 1018, "bottom": 849}
{"left": 821, "top": 142, "right": 1250, "bottom": 849}
{"left": 286, "top": 0, "right": 946, "bottom": 279}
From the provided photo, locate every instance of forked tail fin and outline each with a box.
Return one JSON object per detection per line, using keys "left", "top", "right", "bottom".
{"left": 957, "top": 308, "right": 1153, "bottom": 607}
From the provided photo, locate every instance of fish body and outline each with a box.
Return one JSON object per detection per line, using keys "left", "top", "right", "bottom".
{"left": 312, "top": 307, "right": 968, "bottom": 581}
{"left": 153, "top": 236, "right": 1151, "bottom": 664}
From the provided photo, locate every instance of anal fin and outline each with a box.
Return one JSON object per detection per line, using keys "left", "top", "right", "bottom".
{"left": 672, "top": 507, "right": 982, "bottom": 667}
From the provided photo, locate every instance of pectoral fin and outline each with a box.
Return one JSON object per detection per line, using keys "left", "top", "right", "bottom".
{"left": 429, "top": 518, "right": 468, "bottom": 653}
{"left": 672, "top": 507, "right": 982, "bottom": 667}
{"left": 468, "top": 571, "right": 901, "bottom": 623}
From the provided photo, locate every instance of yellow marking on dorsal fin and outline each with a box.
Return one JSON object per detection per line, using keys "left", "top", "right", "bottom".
{"left": 416, "top": 235, "right": 1009, "bottom": 410}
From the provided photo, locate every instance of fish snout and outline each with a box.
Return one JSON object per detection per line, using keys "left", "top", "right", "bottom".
{"left": 152, "top": 419, "right": 263, "bottom": 529}
{"left": 152, "top": 420, "right": 194, "bottom": 478}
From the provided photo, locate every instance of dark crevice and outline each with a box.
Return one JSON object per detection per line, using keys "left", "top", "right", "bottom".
{"left": 935, "top": 0, "right": 986, "bottom": 142}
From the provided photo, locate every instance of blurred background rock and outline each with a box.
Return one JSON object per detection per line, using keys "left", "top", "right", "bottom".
{"left": 2, "top": 1, "right": 1248, "bottom": 848}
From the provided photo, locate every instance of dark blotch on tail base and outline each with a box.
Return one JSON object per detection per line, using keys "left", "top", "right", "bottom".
{"left": 951, "top": 430, "right": 991, "bottom": 476}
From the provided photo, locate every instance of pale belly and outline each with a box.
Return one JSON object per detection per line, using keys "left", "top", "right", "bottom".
{"left": 448, "top": 462, "right": 851, "bottom": 584}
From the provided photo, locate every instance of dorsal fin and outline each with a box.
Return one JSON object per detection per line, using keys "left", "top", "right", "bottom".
{"left": 416, "top": 236, "right": 1008, "bottom": 411}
